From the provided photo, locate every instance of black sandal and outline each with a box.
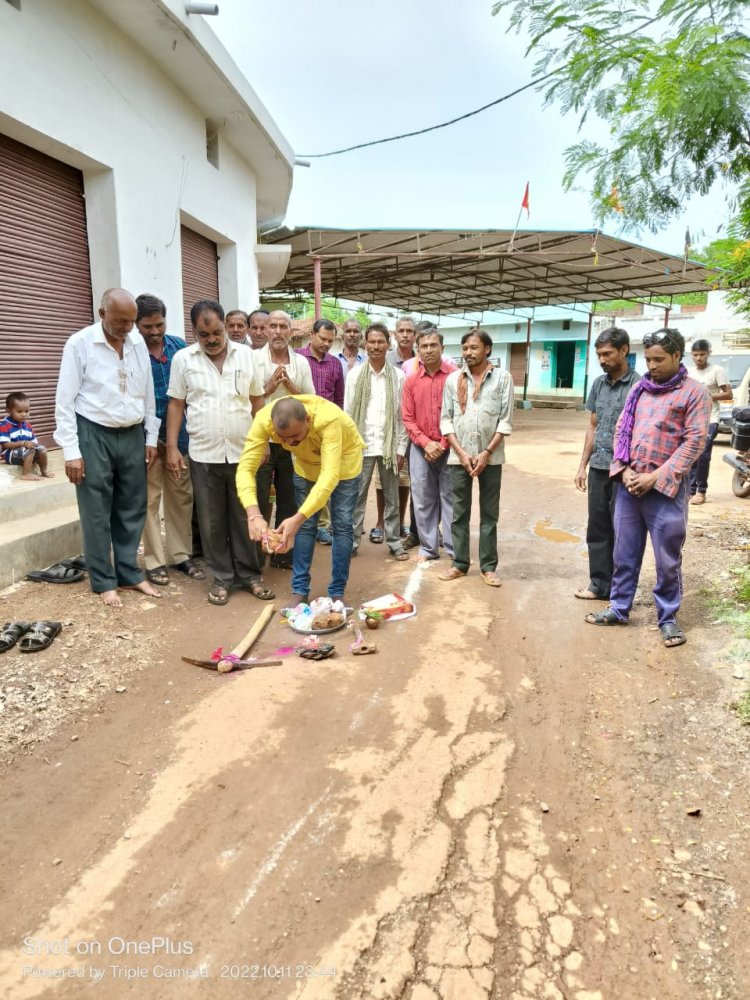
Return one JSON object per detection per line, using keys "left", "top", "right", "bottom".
{"left": 26, "top": 563, "right": 85, "bottom": 584}
{"left": 19, "top": 621, "right": 62, "bottom": 653}
{"left": 146, "top": 566, "right": 170, "bottom": 586}
{"left": 208, "top": 584, "right": 230, "bottom": 606}
{"left": 0, "top": 621, "right": 31, "bottom": 654}
{"left": 660, "top": 622, "right": 686, "bottom": 647}
{"left": 246, "top": 579, "right": 275, "bottom": 601}
{"left": 585, "top": 608, "right": 628, "bottom": 626}
{"left": 171, "top": 559, "right": 206, "bottom": 581}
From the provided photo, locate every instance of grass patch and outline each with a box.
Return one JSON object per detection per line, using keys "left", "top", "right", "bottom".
{"left": 703, "top": 564, "right": 750, "bottom": 640}
{"left": 731, "top": 689, "right": 750, "bottom": 726}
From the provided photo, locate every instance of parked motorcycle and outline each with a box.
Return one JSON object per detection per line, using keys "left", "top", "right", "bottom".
{"left": 722, "top": 406, "right": 750, "bottom": 498}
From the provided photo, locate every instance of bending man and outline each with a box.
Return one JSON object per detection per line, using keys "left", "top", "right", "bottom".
{"left": 237, "top": 396, "right": 365, "bottom": 604}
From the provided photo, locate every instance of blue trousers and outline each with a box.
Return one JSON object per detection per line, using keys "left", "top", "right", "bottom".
{"left": 689, "top": 421, "right": 719, "bottom": 495}
{"left": 610, "top": 482, "right": 689, "bottom": 626}
{"left": 291, "top": 473, "right": 362, "bottom": 599}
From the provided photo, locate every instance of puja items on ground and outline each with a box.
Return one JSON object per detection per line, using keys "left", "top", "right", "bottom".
{"left": 296, "top": 636, "right": 336, "bottom": 660}
{"left": 359, "top": 592, "right": 416, "bottom": 622}
{"left": 282, "top": 597, "right": 348, "bottom": 633}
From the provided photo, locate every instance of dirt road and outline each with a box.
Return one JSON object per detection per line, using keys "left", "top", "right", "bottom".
{"left": 1, "top": 409, "right": 749, "bottom": 1000}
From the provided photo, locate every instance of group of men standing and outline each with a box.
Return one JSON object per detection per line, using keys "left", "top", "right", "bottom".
{"left": 54, "top": 291, "right": 515, "bottom": 608}
{"left": 576, "top": 325, "right": 718, "bottom": 647}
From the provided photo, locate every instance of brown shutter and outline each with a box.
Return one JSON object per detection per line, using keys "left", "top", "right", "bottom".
{"left": 0, "top": 134, "right": 93, "bottom": 448}
{"left": 180, "top": 225, "right": 219, "bottom": 338}
{"left": 510, "top": 343, "right": 527, "bottom": 389}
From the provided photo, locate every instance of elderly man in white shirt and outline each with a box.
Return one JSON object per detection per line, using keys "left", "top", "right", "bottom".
{"left": 166, "top": 299, "right": 273, "bottom": 606}
{"left": 54, "top": 287, "right": 162, "bottom": 607}
{"left": 252, "top": 310, "right": 315, "bottom": 569}
{"left": 345, "top": 322, "right": 409, "bottom": 560}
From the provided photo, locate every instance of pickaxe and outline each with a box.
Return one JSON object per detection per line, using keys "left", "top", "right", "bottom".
{"left": 182, "top": 604, "right": 279, "bottom": 673}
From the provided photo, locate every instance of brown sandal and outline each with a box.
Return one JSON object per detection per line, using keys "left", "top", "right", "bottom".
{"left": 438, "top": 567, "right": 467, "bottom": 581}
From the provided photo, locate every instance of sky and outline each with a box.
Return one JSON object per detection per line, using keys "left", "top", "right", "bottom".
{"left": 209, "top": 0, "right": 731, "bottom": 260}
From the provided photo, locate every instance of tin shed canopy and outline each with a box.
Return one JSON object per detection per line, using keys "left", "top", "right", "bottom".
{"left": 260, "top": 227, "right": 712, "bottom": 316}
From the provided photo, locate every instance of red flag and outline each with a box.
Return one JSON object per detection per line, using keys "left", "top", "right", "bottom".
{"left": 521, "top": 182, "right": 530, "bottom": 218}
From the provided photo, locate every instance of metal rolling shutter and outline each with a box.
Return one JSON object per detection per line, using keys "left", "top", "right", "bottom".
{"left": 180, "top": 225, "right": 219, "bottom": 338}
{"left": 0, "top": 134, "right": 93, "bottom": 448}
{"left": 510, "top": 343, "right": 528, "bottom": 389}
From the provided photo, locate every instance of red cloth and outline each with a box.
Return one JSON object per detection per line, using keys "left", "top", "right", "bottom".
{"left": 402, "top": 362, "right": 452, "bottom": 450}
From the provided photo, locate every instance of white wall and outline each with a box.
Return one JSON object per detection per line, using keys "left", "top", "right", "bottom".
{"left": 0, "top": 0, "right": 262, "bottom": 336}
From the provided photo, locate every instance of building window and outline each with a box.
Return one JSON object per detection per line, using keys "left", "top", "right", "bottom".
{"left": 205, "top": 120, "right": 219, "bottom": 169}
{"left": 562, "top": 319, "right": 571, "bottom": 331}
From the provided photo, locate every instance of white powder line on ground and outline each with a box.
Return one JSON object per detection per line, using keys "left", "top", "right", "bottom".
{"left": 403, "top": 561, "right": 428, "bottom": 604}
{"left": 349, "top": 689, "right": 383, "bottom": 733}
{"left": 232, "top": 784, "right": 333, "bottom": 918}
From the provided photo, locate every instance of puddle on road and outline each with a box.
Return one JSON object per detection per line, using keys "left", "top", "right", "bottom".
{"left": 534, "top": 519, "right": 581, "bottom": 544}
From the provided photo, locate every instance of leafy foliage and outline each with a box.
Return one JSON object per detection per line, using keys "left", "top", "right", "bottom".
{"left": 492, "top": 0, "right": 750, "bottom": 233}
{"left": 699, "top": 180, "right": 750, "bottom": 318}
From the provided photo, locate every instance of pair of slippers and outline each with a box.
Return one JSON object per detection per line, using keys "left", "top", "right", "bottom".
{"left": 0, "top": 621, "right": 63, "bottom": 654}
{"left": 26, "top": 556, "right": 86, "bottom": 585}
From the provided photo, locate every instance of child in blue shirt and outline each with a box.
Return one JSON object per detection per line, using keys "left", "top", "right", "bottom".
{"left": 0, "top": 392, "right": 53, "bottom": 480}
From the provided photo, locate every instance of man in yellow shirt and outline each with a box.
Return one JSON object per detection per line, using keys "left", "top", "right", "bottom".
{"left": 237, "top": 395, "right": 365, "bottom": 603}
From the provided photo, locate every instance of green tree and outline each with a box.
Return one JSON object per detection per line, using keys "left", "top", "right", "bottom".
{"left": 492, "top": 0, "right": 750, "bottom": 231}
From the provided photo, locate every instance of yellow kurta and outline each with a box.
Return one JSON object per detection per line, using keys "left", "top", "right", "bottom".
{"left": 236, "top": 395, "right": 365, "bottom": 518}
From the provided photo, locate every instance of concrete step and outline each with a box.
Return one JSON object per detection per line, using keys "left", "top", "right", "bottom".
{"left": 0, "top": 504, "right": 82, "bottom": 589}
{"left": 0, "top": 475, "right": 78, "bottom": 524}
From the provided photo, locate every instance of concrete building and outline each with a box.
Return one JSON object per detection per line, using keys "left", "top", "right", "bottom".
{"left": 0, "top": 0, "right": 294, "bottom": 585}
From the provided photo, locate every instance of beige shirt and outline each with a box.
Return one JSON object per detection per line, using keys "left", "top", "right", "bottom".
{"left": 687, "top": 362, "right": 728, "bottom": 422}
{"left": 167, "top": 340, "right": 262, "bottom": 463}
{"left": 253, "top": 343, "right": 315, "bottom": 403}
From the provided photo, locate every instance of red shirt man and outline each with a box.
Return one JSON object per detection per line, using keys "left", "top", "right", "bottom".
{"left": 401, "top": 330, "right": 455, "bottom": 563}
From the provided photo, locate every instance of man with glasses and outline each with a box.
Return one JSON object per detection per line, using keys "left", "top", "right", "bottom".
{"left": 585, "top": 328, "right": 711, "bottom": 648}
{"left": 54, "top": 288, "right": 162, "bottom": 607}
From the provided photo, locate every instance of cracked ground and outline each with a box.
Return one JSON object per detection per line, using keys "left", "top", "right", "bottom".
{"left": 0, "top": 409, "right": 749, "bottom": 1000}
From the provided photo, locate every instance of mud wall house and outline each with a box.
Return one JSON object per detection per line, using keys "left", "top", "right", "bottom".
{"left": 0, "top": 0, "right": 294, "bottom": 448}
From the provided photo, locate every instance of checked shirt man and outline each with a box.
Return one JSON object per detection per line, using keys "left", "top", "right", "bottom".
{"left": 586, "top": 328, "right": 710, "bottom": 648}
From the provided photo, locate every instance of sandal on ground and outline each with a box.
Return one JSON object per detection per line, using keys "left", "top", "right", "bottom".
{"left": 689, "top": 494, "right": 706, "bottom": 505}
{"left": 0, "top": 621, "right": 31, "bottom": 654}
{"left": 402, "top": 534, "right": 419, "bottom": 550}
{"left": 369, "top": 527, "right": 385, "bottom": 544}
{"left": 574, "top": 588, "right": 609, "bottom": 601}
{"left": 26, "top": 563, "right": 85, "bottom": 584}
{"left": 392, "top": 550, "right": 409, "bottom": 561}
{"left": 19, "top": 621, "right": 62, "bottom": 653}
{"left": 585, "top": 608, "right": 627, "bottom": 626}
{"left": 208, "top": 584, "right": 230, "bottom": 606}
{"left": 438, "top": 567, "right": 467, "bottom": 582}
{"left": 146, "top": 566, "right": 170, "bottom": 586}
{"left": 481, "top": 571, "right": 502, "bottom": 587}
{"left": 61, "top": 555, "right": 86, "bottom": 571}
{"left": 171, "top": 559, "right": 206, "bottom": 580}
{"left": 660, "top": 622, "right": 686, "bottom": 647}
{"left": 246, "top": 579, "right": 275, "bottom": 600}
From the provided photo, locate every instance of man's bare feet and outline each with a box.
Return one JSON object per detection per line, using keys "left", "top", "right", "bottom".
{"left": 122, "top": 580, "right": 163, "bottom": 598}
{"left": 20, "top": 473, "right": 43, "bottom": 481}
{"left": 100, "top": 590, "right": 123, "bottom": 607}
{"left": 41, "top": 471, "right": 55, "bottom": 478}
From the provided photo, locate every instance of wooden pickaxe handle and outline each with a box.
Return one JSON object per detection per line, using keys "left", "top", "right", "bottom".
{"left": 217, "top": 603, "right": 276, "bottom": 672}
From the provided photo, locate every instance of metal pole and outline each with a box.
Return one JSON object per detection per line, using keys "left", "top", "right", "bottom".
{"left": 663, "top": 305, "right": 670, "bottom": 327}
{"left": 522, "top": 315, "right": 532, "bottom": 402}
{"left": 313, "top": 257, "right": 322, "bottom": 320}
{"left": 581, "top": 311, "right": 594, "bottom": 403}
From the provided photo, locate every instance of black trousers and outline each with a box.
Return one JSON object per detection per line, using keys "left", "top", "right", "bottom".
{"left": 75, "top": 415, "right": 147, "bottom": 593}
{"left": 189, "top": 459, "right": 261, "bottom": 587}
{"left": 256, "top": 443, "right": 297, "bottom": 567}
{"left": 586, "top": 466, "right": 618, "bottom": 598}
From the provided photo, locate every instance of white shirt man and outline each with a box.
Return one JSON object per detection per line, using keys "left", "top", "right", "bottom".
{"left": 54, "top": 288, "right": 161, "bottom": 607}
{"left": 166, "top": 301, "right": 272, "bottom": 606}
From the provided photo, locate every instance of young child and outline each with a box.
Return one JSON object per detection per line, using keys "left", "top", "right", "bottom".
{"left": 0, "top": 392, "right": 54, "bottom": 480}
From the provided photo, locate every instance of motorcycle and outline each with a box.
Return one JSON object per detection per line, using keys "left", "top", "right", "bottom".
{"left": 722, "top": 405, "right": 750, "bottom": 498}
